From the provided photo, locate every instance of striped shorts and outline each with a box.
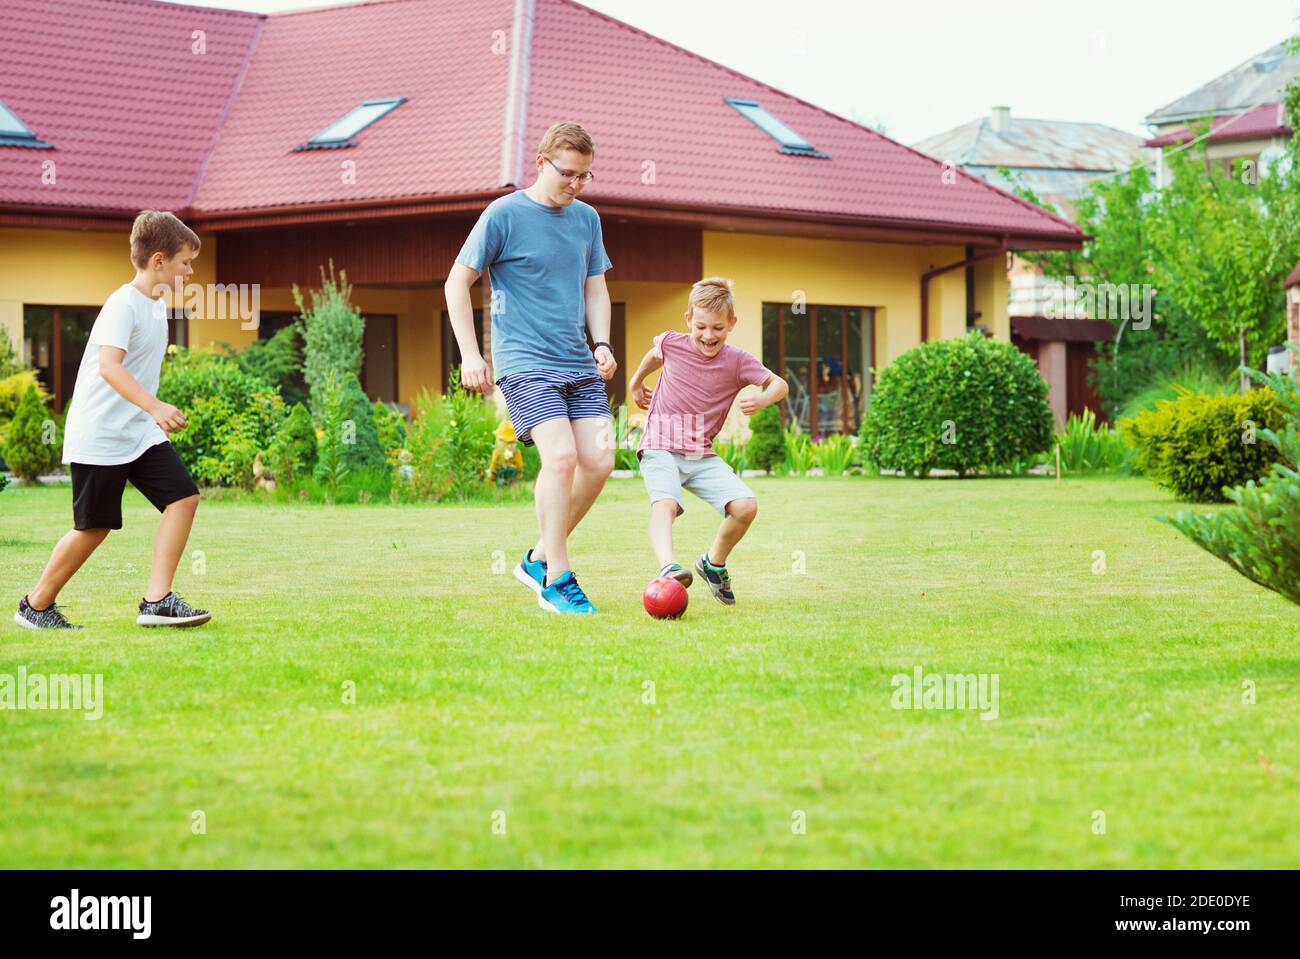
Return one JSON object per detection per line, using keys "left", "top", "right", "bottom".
{"left": 495, "top": 368, "right": 612, "bottom": 446}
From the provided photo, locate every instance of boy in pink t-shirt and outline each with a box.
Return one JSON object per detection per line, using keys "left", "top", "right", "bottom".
{"left": 628, "top": 278, "right": 788, "bottom": 605}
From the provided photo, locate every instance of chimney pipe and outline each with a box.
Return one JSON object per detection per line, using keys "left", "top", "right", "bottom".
{"left": 991, "top": 105, "right": 1011, "bottom": 133}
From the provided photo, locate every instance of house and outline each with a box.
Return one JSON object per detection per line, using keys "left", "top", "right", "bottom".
{"left": 0, "top": 0, "right": 1083, "bottom": 439}
{"left": 915, "top": 107, "right": 1145, "bottom": 424}
{"left": 1144, "top": 41, "right": 1298, "bottom": 184}
{"left": 1288, "top": 261, "right": 1300, "bottom": 382}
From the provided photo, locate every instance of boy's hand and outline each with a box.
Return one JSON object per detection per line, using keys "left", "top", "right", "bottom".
{"left": 594, "top": 344, "right": 617, "bottom": 381}
{"left": 632, "top": 381, "right": 652, "bottom": 409}
{"left": 460, "top": 354, "right": 493, "bottom": 395}
{"left": 151, "top": 401, "right": 188, "bottom": 434}
{"left": 739, "top": 393, "right": 766, "bottom": 416}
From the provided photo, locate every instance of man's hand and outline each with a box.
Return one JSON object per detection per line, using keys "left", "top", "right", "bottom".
{"left": 594, "top": 344, "right": 617, "bottom": 381}
{"left": 460, "top": 354, "right": 493, "bottom": 395}
{"left": 631, "top": 380, "right": 652, "bottom": 410}
{"left": 739, "top": 393, "right": 766, "bottom": 416}
{"left": 151, "top": 401, "right": 188, "bottom": 434}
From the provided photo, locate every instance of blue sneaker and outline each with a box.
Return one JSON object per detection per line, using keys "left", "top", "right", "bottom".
{"left": 513, "top": 548, "right": 547, "bottom": 596}
{"left": 538, "top": 571, "right": 597, "bottom": 614}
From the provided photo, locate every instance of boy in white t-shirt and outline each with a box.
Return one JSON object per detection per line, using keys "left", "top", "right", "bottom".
{"left": 15, "top": 211, "right": 211, "bottom": 629}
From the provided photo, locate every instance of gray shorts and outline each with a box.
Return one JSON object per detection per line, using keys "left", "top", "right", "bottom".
{"left": 639, "top": 448, "right": 755, "bottom": 517}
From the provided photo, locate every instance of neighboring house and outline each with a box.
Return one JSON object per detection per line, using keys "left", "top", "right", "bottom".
{"left": 1145, "top": 41, "right": 1298, "bottom": 184}
{"left": 915, "top": 107, "right": 1145, "bottom": 424}
{"left": 0, "top": 0, "right": 1082, "bottom": 439}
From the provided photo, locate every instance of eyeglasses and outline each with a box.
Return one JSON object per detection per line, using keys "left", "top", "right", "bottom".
{"left": 544, "top": 156, "right": 594, "bottom": 185}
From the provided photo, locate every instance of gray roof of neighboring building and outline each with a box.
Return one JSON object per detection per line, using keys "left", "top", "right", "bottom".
{"left": 1145, "top": 41, "right": 1300, "bottom": 125}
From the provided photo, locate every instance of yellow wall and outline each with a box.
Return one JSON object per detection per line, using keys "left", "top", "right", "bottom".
{"left": 1, "top": 224, "right": 1013, "bottom": 431}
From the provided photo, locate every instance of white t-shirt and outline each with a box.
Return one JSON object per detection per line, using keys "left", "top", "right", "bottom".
{"left": 62, "top": 283, "right": 170, "bottom": 465}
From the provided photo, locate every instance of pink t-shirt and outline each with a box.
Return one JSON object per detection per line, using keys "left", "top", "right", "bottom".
{"left": 638, "top": 331, "right": 773, "bottom": 458}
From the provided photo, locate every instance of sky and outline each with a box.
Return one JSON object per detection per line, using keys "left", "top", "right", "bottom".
{"left": 169, "top": 0, "right": 1300, "bottom": 144}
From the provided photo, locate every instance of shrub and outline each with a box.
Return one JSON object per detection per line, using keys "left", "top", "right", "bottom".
{"left": 313, "top": 372, "right": 351, "bottom": 499}
{"left": 1055, "top": 409, "right": 1132, "bottom": 474}
{"left": 403, "top": 373, "right": 498, "bottom": 501}
{"left": 0, "top": 327, "right": 23, "bottom": 379}
{"left": 860, "top": 332, "right": 1054, "bottom": 477}
{"left": 783, "top": 427, "right": 814, "bottom": 475}
{"left": 746, "top": 403, "right": 785, "bottom": 474}
{"left": 0, "top": 370, "right": 46, "bottom": 422}
{"left": 5, "top": 386, "right": 60, "bottom": 482}
{"left": 812, "top": 434, "right": 855, "bottom": 475}
{"left": 221, "top": 324, "right": 306, "bottom": 407}
{"left": 1121, "top": 388, "right": 1284, "bottom": 502}
{"left": 160, "top": 348, "right": 285, "bottom": 488}
{"left": 1163, "top": 356, "right": 1300, "bottom": 605}
{"left": 714, "top": 437, "right": 748, "bottom": 476}
{"left": 294, "top": 262, "right": 364, "bottom": 416}
{"left": 372, "top": 400, "right": 408, "bottom": 465}
{"left": 318, "top": 373, "right": 385, "bottom": 478}
{"left": 264, "top": 402, "right": 317, "bottom": 487}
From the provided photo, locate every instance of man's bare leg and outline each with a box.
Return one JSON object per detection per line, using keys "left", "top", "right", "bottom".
{"left": 145, "top": 494, "right": 199, "bottom": 603}
{"left": 27, "top": 528, "right": 111, "bottom": 609}
{"left": 528, "top": 417, "right": 579, "bottom": 581}
{"left": 531, "top": 416, "right": 614, "bottom": 571}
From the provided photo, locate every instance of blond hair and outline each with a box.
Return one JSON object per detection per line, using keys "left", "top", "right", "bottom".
{"left": 130, "top": 210, "right": 200, "bottom": 270}
{"left": 538, "top": 121, "right": 595, "bottom": 158}
{"left": 688, "top": 277, "right": 735, "bottom": 319}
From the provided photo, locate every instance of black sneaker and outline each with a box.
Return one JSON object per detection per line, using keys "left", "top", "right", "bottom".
{"left": 659, "top": 563, "right": 693, "bottom": 588}
{"left": 694, "top": 554, "right": 735, "bottom": 605}
{"left": 14, "top": 596, "right": 82, "bottom": 630}
{"left": 137, "top": 592, "right": 211, "bottom": 627}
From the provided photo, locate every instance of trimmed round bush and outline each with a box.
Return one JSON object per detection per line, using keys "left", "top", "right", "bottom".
{"left": 1122, "top": 388, "right": 1285, "bottom": 502}
{"left": 4, "top": 385, "right": 60, "bottom": 483}
{"left": 860, "top": 332, "right": 1053, "bottom": 477}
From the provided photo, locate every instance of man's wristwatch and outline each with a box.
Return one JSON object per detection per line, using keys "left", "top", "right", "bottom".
{"left": 593, "top": 341, "right": 612, "bottom": 356}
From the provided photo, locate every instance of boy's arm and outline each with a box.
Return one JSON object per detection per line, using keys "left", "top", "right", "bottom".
{"left": 627, "top": 346, "right": 664, "bottom": 409}
{"left": 738, "top": 373, "right": 788, "bottom": 416}
{"left": 98, "top": 346, "right": 187, "bottom": 433}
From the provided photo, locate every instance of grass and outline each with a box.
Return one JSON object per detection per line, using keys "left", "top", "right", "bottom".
{"left": 0, "top": 474, "right": 1297, "bottom": 868}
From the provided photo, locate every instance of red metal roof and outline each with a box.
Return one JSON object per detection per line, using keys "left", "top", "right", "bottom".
{"left": 0, "top": 0, "right": 1083, "bottom": 245}
{"left": 1010, "top": 315, "right": 1116, "bottom": 343}
{"left": 1145, "top": 103, "right": 1292, "bottom": 148}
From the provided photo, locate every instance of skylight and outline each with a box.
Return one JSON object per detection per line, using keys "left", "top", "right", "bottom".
{"left": 0, "top": 98, "right": 51, "bottom": 148}
{"left": 725, "top": 97, "right": 827, "bottom": 157}
{"left": 298, "top": 97, "right": 406, "bottom": 151}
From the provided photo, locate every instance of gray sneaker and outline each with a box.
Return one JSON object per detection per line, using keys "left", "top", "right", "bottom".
{"left": 137, "top": 592, "right": 211, "bottom": 627}
{"left": 14, "top": 596, "right": 82, "bottom": 630}
{"left": 694, "top": 554, "right": 736, "bottom": 605}
{"left": 659, "top": 563, "right": 693, "bottom": 588}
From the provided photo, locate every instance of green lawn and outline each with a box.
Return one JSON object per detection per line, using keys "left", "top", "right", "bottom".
{"left": 0, "top": 474, "right": 1296, "bottom": 868}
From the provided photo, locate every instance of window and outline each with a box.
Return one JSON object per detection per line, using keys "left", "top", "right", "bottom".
{"left": 298, "top": 98, "right": 406, "bottom": 150}
{"left": 0, "top": 98, "right": 51, "bottom": 148}
{"left": 22, "top": 306, "right": 99, "bottom": 413}
{"left": 762, "top": 303, "right": 874, "bottom": 436}
{"left": 725, "top": 97, "right": 827, "bottom": 157}
{"left": 440, "top": 309, "right": 485, "bottom": 394}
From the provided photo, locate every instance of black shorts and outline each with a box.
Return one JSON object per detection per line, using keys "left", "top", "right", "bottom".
{"left": 71, "top": 441, "right": 199, "bottom": 531}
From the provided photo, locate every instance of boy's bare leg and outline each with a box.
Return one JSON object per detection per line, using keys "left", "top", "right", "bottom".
{"left": 531, "top": 416, "right": 614, "bottom": 569}
{"left": 649, "top": 499, "right": 679, "bottom": 569}
{"left": 528, "top": 418, "right": 579, "bottom": 579}
{"left": 27, "top": 528, "right": 111, "bottom": 609}
{"left": 707, "top": 497, "right": 758, "bottom": 566}
{"left": 145, "top": 494, "right": 199, "bottom": 603}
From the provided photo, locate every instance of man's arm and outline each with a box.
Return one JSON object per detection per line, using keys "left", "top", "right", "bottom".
{"left": 738, "top": 373, "right": 789, "bottom": 416}
{"left": 585, "top": 273, "right": 615, "bottom": 381}
{"left": 98, "top": 346, "right": 187, "bottom": 433}
{"left": 444, "top": 262, "right": 492, "bottom": 395}
{"left": 627, "top": 346, "right": 664, "bottom": 409}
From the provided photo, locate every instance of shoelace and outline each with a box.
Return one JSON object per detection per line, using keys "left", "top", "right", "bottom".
{"left": 34, "top": 603, "right": 73, "bottom": 627}
{"left": 556, "top": 576, "right": 591, "bottom": 608}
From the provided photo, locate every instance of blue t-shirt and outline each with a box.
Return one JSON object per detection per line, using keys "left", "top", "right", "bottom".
{"left": 455, "top": 190, "right": 613, "bottom": 378}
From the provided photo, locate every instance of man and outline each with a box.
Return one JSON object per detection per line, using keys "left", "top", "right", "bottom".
{"left": 445, "top": 121, "right": 615, "bottom": 614}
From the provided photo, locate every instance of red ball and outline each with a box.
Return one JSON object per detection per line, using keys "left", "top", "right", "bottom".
{"left": 643, "top": 576, "right": 688, "bottom": 619}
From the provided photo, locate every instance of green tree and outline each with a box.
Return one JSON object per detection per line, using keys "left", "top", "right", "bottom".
{"left": 294, "top": 261, "right": 365, "bottom": 417}
{"left": 5, "top": 386, "right": 60, "bottom": 483}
